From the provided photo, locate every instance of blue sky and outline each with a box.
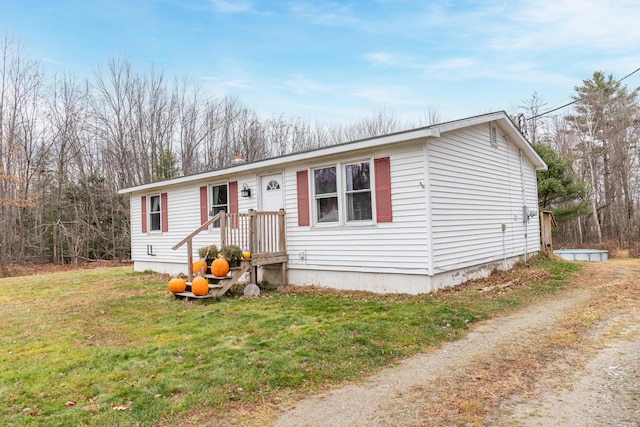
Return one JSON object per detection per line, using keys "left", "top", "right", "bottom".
{"left": 3, "top": 0, "right": 640, "bottom": 124}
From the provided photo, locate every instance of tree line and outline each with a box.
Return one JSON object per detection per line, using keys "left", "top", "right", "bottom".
{"left": 0, "top": 38, "right": 415, "bottom": 269}
{"left": 520, "top": 72, "right": 640, "bottom": 251}
{"left": 1, "top": 34, "right": 638, "bottom": 269}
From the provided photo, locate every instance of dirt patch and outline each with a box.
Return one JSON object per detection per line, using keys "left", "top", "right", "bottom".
{"left": 272, "top": 260, "right": 640, "bottom": 427}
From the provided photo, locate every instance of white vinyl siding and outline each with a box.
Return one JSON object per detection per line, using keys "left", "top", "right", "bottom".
{"left": 428, "top": 124, "right": 540, "bottom": 273}
{"left": 124, "top": 113, "right": 543, "bottom": 291}
{"left": 130, "top": 176, "right": 256, "bottom": 266}
{"left": 285, "top": 142, "right": 431, "bottom": 274}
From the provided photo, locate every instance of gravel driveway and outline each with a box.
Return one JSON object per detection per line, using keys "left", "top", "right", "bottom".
{"left": 273, "top": 260, "right": 640, "bottom": 427}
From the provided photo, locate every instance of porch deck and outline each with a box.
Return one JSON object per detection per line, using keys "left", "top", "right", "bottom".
{"left": 171, "top": 210, "right": 287, "bottom": 298}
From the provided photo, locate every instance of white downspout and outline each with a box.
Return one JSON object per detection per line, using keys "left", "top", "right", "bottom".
{"left": 520, "top": 150, "right": 528, "bottom": 263}
{"left": 423, "top": 141, "right": 435, "bottom": 283}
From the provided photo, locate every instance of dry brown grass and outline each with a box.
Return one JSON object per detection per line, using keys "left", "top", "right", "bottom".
{"left": 0, "top": 260, "right": 132, "bottom": 278}
{"left": 403, "top": 260, "right": 640, "bottom": 426}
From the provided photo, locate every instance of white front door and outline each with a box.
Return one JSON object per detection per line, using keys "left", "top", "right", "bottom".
{"left": 260, "top": 173, "right": 284, "bottom": 211}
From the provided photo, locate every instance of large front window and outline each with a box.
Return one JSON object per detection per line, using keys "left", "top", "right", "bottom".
{"left": 211, "top": 184, "right": 228, "bottom": 227}
{"left": 345, "top": 162, "right": 372, "bottom": 221}
{"left": 314, "top": 167, "right": 338, "bottom": 223}
{"left": 312, "top": 160, "right": 373, "bottom": 224}
{"left": 149, "top": 195, "right": 161, "bottom": 231}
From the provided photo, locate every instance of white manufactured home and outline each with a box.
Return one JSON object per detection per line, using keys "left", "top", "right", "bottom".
{"left": 119, "top": 111, "right": 546, "bottom": 294}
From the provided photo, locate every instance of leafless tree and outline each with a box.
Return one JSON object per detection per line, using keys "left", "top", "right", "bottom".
{"left": 0, "top": 36, "right": 46, "bottom": 267}
{"left": 519, "top": 91, "right": 547, "bottom": 143}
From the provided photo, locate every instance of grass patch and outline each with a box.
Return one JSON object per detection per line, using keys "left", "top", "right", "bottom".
{"left": 0, "top": 260, "right": 581, "bottom": 426}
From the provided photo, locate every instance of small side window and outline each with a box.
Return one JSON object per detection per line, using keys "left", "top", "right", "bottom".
{"left": 210, "top": 184, "right": 228, "bottom": 227}
{"left": 149, "top": 195, "right": 161, "bottom": 231}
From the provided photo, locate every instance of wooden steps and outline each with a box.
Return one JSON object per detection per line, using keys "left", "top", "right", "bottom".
{"left": 173, "top": 261, "right": 252, "bottom": 300}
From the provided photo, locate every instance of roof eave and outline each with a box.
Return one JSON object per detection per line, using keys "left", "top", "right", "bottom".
{"left": 118, "top": 126, "right": 439, "bottom": 194}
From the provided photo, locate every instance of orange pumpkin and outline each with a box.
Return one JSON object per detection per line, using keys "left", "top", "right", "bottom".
{"left": 242, "top": 251, "right": 251, "bottom": 259}
{"left": 168, "top": 277, "right": 187, "bottom": 293}
{"left": 192, "top": 259, "right": 207, "bottom": 275}
{"left": 210, "top": 257, "right": 229, "bottom": 277}
{"left": 191, "top": 276, "right": 209, "bottom": 296}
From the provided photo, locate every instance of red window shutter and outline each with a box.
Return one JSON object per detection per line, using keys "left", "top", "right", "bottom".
{"left": 141, "top": 196, "right": 147, "bottom": 233}
{"left": 228, "top": 181, "right": 239, "bottom": 228}
{"left": 161, "top": 192, "right": 168, "bottom": 232}
{"left": 374, "top": 157, "right": 392, "bottom": 223}
{"left": 199, "top": 186, "right": 208, "bottom": 225}
{"left": 296, "top": 170, "right": 310, "bottom": 226}
{"left": 229, "top": 181, "right": 238, "bottom": 214}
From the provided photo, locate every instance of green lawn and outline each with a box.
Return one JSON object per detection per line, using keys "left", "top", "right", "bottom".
{"left": 0, "top": 260, "right": 580, "bottom": 426}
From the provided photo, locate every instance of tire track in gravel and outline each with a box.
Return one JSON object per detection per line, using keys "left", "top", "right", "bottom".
{"left": 273, "top": 261, "right": 638, "bottom": 427}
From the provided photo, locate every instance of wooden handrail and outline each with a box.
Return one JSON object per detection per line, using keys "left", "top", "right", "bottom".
{"left": 172, "top": 211, "right": 224, "bottom": 251}
{"left": 172, "top": 210, "right": 287, "bottom": 284}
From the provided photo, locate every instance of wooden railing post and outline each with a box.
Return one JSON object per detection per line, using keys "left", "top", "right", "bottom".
{"left": 187, "top": 239, "right": 193, "bottom": 282}
{"left": 173, "top": 210, "right": 287, "bottom": 287}
{"left": 279, "top": 209, "right": 287, "bottom": 286}
{"left": 247, "top": 209, "right": 255, "bottom": 254}
{"left": 248, "top": 209, "right": 257, "bottom": 284}
{"left": 278, "top": 209, "right": 286, "bottom": 253}
{"left": 220, "top": 213, "right": 227, "bottom": 247}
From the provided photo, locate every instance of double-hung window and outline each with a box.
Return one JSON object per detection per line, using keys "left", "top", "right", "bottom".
{"left": 311, "top": 160, "right": 373, "bottom": 224}
{"left": 149, "top": 195, "right": 161, "bottom": 231}
{"left": 297, "top": 157, "right": 390, "bottom": 227}
{"left": 345, "top": 161, "right": 372, "bottom": 221}
{"left": 210, "top": 184, "right": 228, "bottom": 227}
{"left": 314, "top": 166, "right": 338, "bottom": 223}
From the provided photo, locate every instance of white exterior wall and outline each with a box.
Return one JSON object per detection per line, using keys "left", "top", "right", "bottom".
{"left": 130, "top": 174, "right": 259, "bottom": 276}
{"left": 284, "top": 142, "right": 433, "bottom": 293}
{"left": 427, "top": 123, "right": 540, "bottom": 277}
{"left": 124, "top": 113, "right": 544, "bottom": 294}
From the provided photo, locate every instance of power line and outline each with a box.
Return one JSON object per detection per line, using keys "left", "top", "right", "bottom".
{"left": 526, "top": 66, "right": 640, "bottom": 121}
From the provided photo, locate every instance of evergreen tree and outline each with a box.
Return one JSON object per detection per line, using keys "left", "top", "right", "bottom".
{"left": 534, "top": 143, "right": 590, "bottom": 223}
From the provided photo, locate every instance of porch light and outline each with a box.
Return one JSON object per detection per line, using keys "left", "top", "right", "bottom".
{"left": 241, "top": 183, "right": 251, "bottom": 198}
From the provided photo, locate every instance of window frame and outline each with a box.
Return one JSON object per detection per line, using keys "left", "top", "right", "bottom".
{"left": 311, "top": 158, "right": 375, "bottom": 226}
{"left": 210, "top": 183, "right": 229, "bottom": 228}
{"left": 313, "top": 165, "right": 339, "bottom": 224}
{"left": 344, "top": 161, "right": 373, "bottom": 222}
{"left": 148, "top": 194, "right": 162, "bottom": 232}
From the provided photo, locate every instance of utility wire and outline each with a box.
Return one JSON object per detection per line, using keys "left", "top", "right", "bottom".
{"left": 526, "top": 66, "right": 640, "bottom": 121}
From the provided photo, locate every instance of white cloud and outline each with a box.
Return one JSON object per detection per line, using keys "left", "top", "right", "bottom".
{"left": 283, "top": 75, "right": 342, "bottom": 96}
{"left": 289, "top": 2, "right": 361, "bottom": 28}
{"left": 364, "top": 52, "right": 395, "bottom": 65}
{"left": 221, "top": 79, "right": 250, "bottom": 89}
{"left": 423, "top": 57, "right": 475, "bottom": 71}
{"left": 363, "top": 52, "right": 410, "bottom": 67}
{"left": 484, "top": 0, "right": 640, "bottom": 52}
{"left": 351, "top": 85, "right": 423, "bottom": 106}
{"left": 208, "top": 0, "right": 253, "bottom": 13}
{"left": 207, "top": 0, "right": 273, "bottom": 15}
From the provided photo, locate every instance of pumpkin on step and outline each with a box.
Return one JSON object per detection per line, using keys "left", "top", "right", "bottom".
{"left": 192, "top": 259, "right": 207, "bottom": 275}
{"left": 210, "top": 257, "right": 229, "bottom": 277}
{"left": 191, "top": 276, "right": 209, "bottom": 296}
{"left": 168, "top": 277, "right": 187, "bottom": 293}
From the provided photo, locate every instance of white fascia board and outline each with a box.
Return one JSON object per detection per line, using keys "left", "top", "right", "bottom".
{"left": 118, "top": 111, "right": 546, "bottom": 195}
{"left": 431, "top": 111, "right": 506, "bottom": 134}
{"left": 118, "top": 127, "right": 438, "bottom": 195}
